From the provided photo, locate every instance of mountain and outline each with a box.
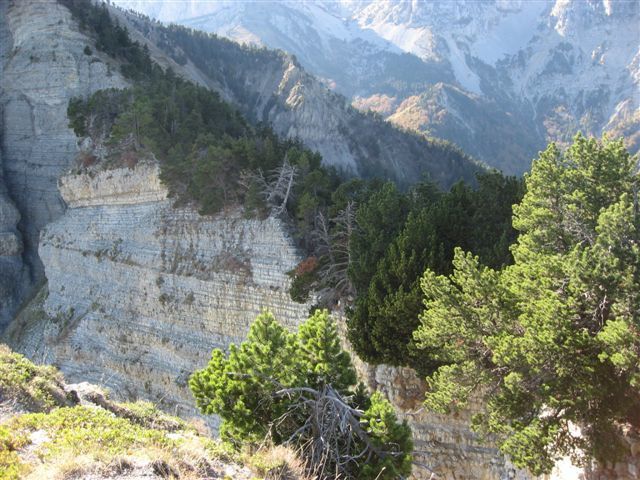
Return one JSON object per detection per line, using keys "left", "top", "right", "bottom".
{"left": 0, "top": 2, "right": 637, "bottom": 478}
{"left": 0, "top": 4, "right": 520, "bottom": 474}
{"left": 0, "top": 0, "right": 478, "bottom": 327}
{"left": 113, "top": 7, "right": 478, "bottom": 187}
{"left": 114, "top": 0, "right": 640, "bottom": 174}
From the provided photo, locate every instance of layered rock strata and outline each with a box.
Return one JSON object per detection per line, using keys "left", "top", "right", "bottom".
{"left": 0, "top": 0, "right": 127, "bottom": 323}
{"left": 339, "top": 320, "right": 639, "bottom": 480}
{"left": 5, "top": 162, "right": 525, "bottom": 479}
{"left": 6, "top": 163, "right": 522, "bottom": 478}
{"left": 8, "top": 163, "right": 310, "bottom": 428}
{"left": 333, "top": 319, "right": 532, "bottom": 480}
{"left": 8, "top": 163, "right": 637, "bottom": 479}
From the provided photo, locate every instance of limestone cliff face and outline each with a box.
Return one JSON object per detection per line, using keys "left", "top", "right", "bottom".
{"left": 333, "top": 319, "right": 533, "bottom": 480}
{"left": 8, "top": 163, "right": 310, "bottom": 427}
{"left": 0, "top": 0, "right": 476, "bottom": 325}
{"left": 8, "top": 163, "right": 636, "bottom": 479}
{"left": 0, "top": 0, "right": 127, "bottom": 323}
{"left": 7, "top": 162, "right": 529, "bottom": 479}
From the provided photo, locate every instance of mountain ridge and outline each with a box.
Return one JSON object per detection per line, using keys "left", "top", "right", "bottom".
{"left": 114, "top": 0, "right": 640, "bottom": 175}
{"left": 110, "top": 3, "right": 481, "bottom": 187}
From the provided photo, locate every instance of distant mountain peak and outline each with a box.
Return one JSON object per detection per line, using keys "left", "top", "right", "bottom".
{"left": 114, "top": 0, "right": 639, "bottom": 174}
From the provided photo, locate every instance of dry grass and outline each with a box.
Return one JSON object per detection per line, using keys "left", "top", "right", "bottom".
{"left": 246, "top": 445, "right": 314, "bottom": 480}
{"left": 0, "top": 345, "right": 312, "bottom": 480}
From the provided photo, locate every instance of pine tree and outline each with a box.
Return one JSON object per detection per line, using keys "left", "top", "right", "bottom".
{"left": 297, "top": 310, "right": 357, "bottom": 392}
{"left": 189, "top": 310, "right": 413, "bottom": 479}
{"left": 415, "top": 134, "right": 640, "bottom": 474}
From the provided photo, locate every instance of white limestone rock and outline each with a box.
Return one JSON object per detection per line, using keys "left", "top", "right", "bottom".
{"left": 0, "top": 0, "right": 128, "bottom": 318}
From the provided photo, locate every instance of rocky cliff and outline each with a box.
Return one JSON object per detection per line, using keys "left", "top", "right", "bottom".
{"left": 5, "top": 162, "right": 530, "bottom": 479}
{"left": 6, "top": 163, "right": 636, "bottom": 480}
{"left": 344, "top": 340, "right": 639, "bottom": 480}
{"left": 0, "top": 0, "right": 127, "bottom": 325}
{"left": 0, "top": 0, "right": 479, "bottom": 326}
{"left": 2, "top": 2, "right": 635, "bottom": 479}
{"left": 6, "top": 163, "right": 310, "bottom": 428}
{"left": 0, "top": 147, "right": 26, "bottom": 328}
{"left": 335, "top": 321, "right": 533, "bottom": 480}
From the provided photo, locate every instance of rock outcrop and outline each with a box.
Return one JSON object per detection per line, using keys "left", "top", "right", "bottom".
{"left": 7, "top": 162, "right": 637, "bottom": 479}
{"left": 337, "top": 317, "right": 640, "bottom": 480}
{"left": 333, "top": 319, "right": 533, "bottom": 480}
{"left": 7, "top": 163, "right": 311, "bottom": 428}
{"left": 0, "top": 0, "right": 478, "bottom": 326}
{"left": 0, "top": 0, "right": 128, "bottom": 324}
{"left": 2, "top": 2, "right": 635, "bottom": 479}
{"left": 6, "top": 163, "right": 526, "bottom": 478}
{"left": 0, "top": 147, "right": 27, "bottom": 328}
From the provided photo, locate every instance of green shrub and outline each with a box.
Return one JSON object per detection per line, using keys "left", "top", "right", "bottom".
{"left": 9, "top": 406, "right": 172, "bottom": 458}
{"left": 0, "top": 426, "right": 29, "bottom": 480}
{"left": 190, "top": 310, "right": 412, "bottom": 479}
{"left": 0, "top": 344, "right": 69, "bottom": 412}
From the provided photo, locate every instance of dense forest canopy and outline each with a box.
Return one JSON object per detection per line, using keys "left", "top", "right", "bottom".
{"left": 346, "top": 173, "right": 524, "bottom": 373}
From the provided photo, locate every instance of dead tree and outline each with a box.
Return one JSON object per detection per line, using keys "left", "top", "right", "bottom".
{"left": 274, "top": 384, "right": 407, "bottom": 480}
{"left": 312, "top": 201, "right": 357, "bottom": 305}
{"left": 245, "top": 155, "right": 298, "bottom": 217}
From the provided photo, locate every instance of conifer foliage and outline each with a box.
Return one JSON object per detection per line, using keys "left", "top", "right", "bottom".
{"left": 415, "top": 135, "right": 640, "bottom": 474}
{"left": 190, "top": 310, "right": 412, "bottom": 479}
{"left": 347, "top": 173, "right": 523, "bottom": 373}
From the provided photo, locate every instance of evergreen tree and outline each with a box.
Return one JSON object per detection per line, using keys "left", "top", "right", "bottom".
{"left": 190, "top": 310, "right": 413, "bottom": 479}
{"left": 348, "top": 182, "right": 409, "bottom": 294}
{"left": 415, "top": 135, "right": 640, "bottom": 474}
{"left": 189, "top": 311, "right": 300, "bottom": 444}
{"left": 347, "top": 173, "right": 523, "bottom": 372}
{"left": 297, "top": 310, "right": 357, "bottom": 392}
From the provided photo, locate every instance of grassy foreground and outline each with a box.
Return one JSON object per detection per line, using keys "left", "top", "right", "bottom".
{"left": 0, "top": 345, "right": 307, "bottom": 480}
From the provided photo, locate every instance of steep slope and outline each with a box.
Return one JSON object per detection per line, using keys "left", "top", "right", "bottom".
{"left": 112, "top": 6, "right": 480, "bottom": 187}
{"left": 0, "top": 344, "right": 266, "bottom": 480}
{"left": 6, "top": 164, "right": 311, "bottom": 428}
{"left": 4, "top": 163, "right": 533, "bottom": 480}
{"left": 0, "top": 0, "right": 128, "bottom": 326}
{"left": 115, "top": 0, "right": 640, "bottom": 175}
{"left": 388, "top": 84, "right": 540, "bottom": 175}
{"left": 0, "top": 0, "right": 478, "bottom": 331}
{"left": 0, "top": 149, "right": 26, "bottom": 328}
{"left": 114, "top": 0, "right": 455, "bottom": 99}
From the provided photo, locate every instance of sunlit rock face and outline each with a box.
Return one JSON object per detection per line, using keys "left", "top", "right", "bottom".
{"left": 9, "top": 162, "right": 531, "bottom": 479}
{"left": 8, "top": 163, "right": 310, "bottom": 428}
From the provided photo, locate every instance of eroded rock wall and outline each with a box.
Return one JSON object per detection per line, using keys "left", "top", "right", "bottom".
{"left": 0, "top": 0, "right": 127, "bottom": 323}
{"left": 338, "top": 318, "right": 639, "bottom": 480}
{"left": 8, "top": 163, "right": 637, "bottom": 479}
{"left": 4, "top": 163, "right": 531, "bottom": 478}
{"left": 0, "top": 146, "right": 27, "bottom": 328}
{"left": 8, "top": 163, "right": 310, "bottom": 427}
{"left": 333, "top": 318, "right": 533, "bottom": 480}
